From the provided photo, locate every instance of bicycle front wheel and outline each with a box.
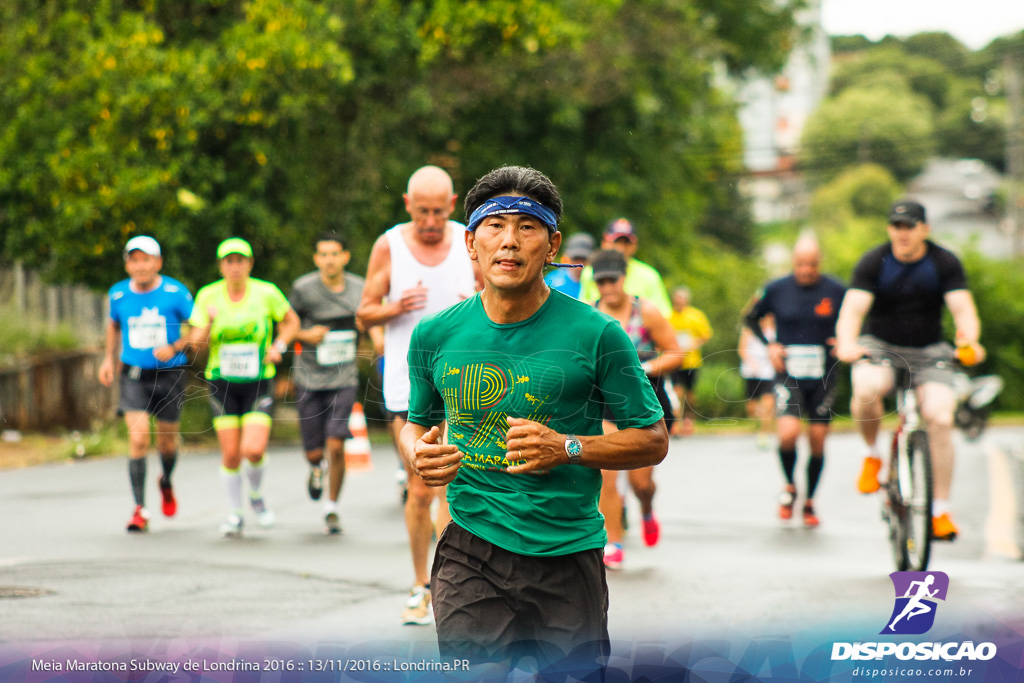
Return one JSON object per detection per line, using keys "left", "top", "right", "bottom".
{"left": 899, "top": 430, "right": 934, "bottom": 571}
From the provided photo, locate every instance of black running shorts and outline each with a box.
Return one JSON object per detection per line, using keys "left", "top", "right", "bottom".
{"left": 431, "top": 522, "right": 609, "bottom": 671}
{"left": 775, "top": 372, "right": 838, "bottom": 424}
{"left": 119, "top": 366, "right": 188, "bottom": 422}
{"left": 295, "top": 384, "right": 357, "bottom": 451}
{"left": 670, "top": 367, "right": 699, "bottom": 391}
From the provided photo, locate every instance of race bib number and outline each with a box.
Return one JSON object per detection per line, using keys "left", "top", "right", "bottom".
{"left": 127, "top": 309, "right": 168, "bottom": 350}
{"left": 785, "top": 345, "right": 825, "bottom": 379}
{"left": 676, "top": 332, "right": 694, "bottom": 351}
{"left": 316, "top": 330, "right": 357, "bottom": 366}
{"left": 220, "top": 343, "right": 261, "bottom": 379}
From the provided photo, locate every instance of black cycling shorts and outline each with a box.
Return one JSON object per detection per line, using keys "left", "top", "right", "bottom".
{"left": 207, "top": 378, "right": 275, "bottom": 420}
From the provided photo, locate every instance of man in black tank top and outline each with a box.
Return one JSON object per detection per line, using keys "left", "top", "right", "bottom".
{"left": 836, "top": 200, "right": 986, "bottom": 542}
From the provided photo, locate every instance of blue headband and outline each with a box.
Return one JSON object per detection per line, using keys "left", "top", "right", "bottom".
{"left": 467, "top": 196, "right": 558, "bottom": 232}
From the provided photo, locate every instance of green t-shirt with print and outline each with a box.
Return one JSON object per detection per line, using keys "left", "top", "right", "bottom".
{"left": 407, "top": 289, "right": 664, "bottom": 557}
{"left": 190, "top": 278, "right": 291, "bottom": 381}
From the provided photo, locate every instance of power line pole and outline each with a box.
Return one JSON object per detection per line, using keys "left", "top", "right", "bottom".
{"left": 1005, "top": 53, "right": 1024, "bottom": 257}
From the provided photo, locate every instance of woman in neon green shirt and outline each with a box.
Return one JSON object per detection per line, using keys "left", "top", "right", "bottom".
{"left": 189, "top": 238, "right": 299, "bottom": 537}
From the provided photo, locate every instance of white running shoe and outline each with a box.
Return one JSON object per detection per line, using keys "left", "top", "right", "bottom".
{"left": 250, "top": 497, "right": 276, "bottom": 529}
{"left": 220, "top": 514, "right": 244, "bottom": 538}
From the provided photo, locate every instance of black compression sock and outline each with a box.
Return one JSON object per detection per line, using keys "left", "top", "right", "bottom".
{"left": 129, "top": 458, "right": 147, "bottom": 506}
{"left": 159, "top": 451, "right": 178, "bottom": 484}
{"left": 807, "top": 454, "right": 825, "bottom": 499}
{"left": 778, "top": 448, "right": 797, "bottom": 486}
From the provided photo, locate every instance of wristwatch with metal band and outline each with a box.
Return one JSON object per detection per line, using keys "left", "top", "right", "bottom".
{"left": 564, "top": 434, "right": 582, "bottom": 465}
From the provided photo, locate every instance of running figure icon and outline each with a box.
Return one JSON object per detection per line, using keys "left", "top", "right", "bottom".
{"left": 887, "top": 574, "right": 938, "bottom": 632}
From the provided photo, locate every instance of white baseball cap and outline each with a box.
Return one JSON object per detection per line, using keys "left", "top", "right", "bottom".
{"left": 124, "top": 235, "right": 162, "bottom": 257}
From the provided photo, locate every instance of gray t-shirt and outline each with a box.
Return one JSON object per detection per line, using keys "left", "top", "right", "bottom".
{"left": 289, "top": 271, "right": 365, "bottom": 390}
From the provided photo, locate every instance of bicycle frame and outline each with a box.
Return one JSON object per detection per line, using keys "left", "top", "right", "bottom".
{"left": 884, "top": 365, "right": 934, "bottom": 571}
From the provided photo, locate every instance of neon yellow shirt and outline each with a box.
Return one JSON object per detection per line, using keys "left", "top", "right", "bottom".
{"left": 578, "top": 258, "right": 671, "bottom": 315}
{"left": 668, "top": 306, "right": 713, "bottom": 369}
{"left": 190, "top": 278, "right": 291, "bottom": 381}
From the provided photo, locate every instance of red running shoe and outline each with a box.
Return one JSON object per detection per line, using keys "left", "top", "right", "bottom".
{"left": 126, "top": 506, "right": 149, "bottom": 532}
{"left": 642, "top": 514, "right": 661, "bottom": 547}
{"left": 802, "top": 503, "right": 820, "bottom": 528}
{"left": 159, "top": 477, "right": 177, "bottom": 517}
{"left": 778, "top": 486, "right": 796, "bottom": 521}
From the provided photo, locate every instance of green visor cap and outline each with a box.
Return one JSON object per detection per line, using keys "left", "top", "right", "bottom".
{"left": 217, "top": 237, "right": 253, "bottom": 259}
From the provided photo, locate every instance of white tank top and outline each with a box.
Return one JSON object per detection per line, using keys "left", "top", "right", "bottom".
{"left": 741, "top": 327, "right": 776, "bottom": 380}
{"left": 383, "top": 222, "right": 475, "bottom": 411}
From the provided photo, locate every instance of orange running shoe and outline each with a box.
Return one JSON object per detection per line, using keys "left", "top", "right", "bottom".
{"left": 932, "top": 513, "right": 959, "bottom": 541}
{"left": 857, "top": 456, "right": 882, "bottom": 494}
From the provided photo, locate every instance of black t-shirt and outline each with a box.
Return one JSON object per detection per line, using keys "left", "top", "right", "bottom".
{"left": 850, "top": 241, "right": 967, "bottom": 348}
{"left": 746, "top": 274, "right": 846, "bottom": 349}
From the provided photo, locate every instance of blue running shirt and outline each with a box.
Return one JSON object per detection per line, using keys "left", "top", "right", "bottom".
{"left": 108, "top": 276, "right": 194, "bottom": 368}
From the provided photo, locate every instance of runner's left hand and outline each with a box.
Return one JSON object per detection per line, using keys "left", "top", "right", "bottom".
{"left": 504, "top": 417, "right": 564, "bottom": 475}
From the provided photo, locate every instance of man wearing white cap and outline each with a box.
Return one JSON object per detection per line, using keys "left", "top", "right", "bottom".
{"left": 99, "top": 236, "right": 195, "bottom": 532}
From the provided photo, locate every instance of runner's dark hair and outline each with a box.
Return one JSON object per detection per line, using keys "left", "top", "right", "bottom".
{"left": 313, "top": 230, "right": 347, "bottom": 251}
{"left": 464, "top": 166, "right": 563, "bottom": 222}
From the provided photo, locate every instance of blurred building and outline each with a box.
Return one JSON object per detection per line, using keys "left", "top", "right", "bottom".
{"left": 735, "top": 0, "right": 831, "bottom": 223}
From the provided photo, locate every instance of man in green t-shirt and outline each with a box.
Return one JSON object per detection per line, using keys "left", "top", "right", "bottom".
{"left": 399, "top": 166, "right": 668, "bottom": 671}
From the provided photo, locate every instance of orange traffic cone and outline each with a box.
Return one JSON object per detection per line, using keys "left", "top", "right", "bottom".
{"left": 345, "top": 402, "right": 373, "bottom": 471}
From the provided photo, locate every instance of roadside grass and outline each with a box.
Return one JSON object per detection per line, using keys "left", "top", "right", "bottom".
{"left": 0, "top": 305, "right": 79, "bottom": 363}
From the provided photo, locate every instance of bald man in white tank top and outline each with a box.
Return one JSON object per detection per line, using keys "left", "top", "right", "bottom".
{"left": 357, "top": 165, "right": 479, "bottom": 625}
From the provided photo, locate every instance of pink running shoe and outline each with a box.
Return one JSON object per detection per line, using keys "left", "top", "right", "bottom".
{"left": 603, "top": 543, "right": 624, "bottom": 570}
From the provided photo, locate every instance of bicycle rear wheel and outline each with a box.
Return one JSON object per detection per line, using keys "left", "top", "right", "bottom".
{"left": 900, "top": 430, "right": 934, "bottom": 570}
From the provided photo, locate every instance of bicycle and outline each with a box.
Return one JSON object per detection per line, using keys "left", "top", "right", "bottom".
{"left": 877, "top": 357, "right": 933, "bottom": 572}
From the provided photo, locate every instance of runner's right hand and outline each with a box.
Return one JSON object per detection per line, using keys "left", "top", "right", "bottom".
{"left": 98, "top": 358, "right": 115, "bottom": 387}
{"left": 413, "top": 426, "right": 463, "bottom": 487}
{"left": 836, "top": 340, "right": 868, "bottom": 364}
{"left": 306, "top": 325, "right": 330, "bottom": 346}
{"left": 397, "top": 282, "right": 428, "bottom": 313}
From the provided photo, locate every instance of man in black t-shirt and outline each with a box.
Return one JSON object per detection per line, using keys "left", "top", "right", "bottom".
{"left": 745, "top": 236, "right": 846, "bottom": 529}
{"left": 835, "top": 200, "right": 985, "bottom": 542}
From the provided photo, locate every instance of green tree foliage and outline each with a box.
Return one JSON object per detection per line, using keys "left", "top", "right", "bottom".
{"left": 830, "top": 34, "right": 874, "bottom": 55}
{"left": 0, "top": 0, "right": 801, "bottom": 291}
{"left": 902, "top": 32, "right": 969, "bottom": 72}
{"left": 800, "top": 83, "right": 935, "bottom": 182}
{"left": 828, "top": 48, "right": 951, "bottom": 111}
{"left": 812, "top": 33, "right": 1008, "bottom": 179}
{"left": 961, "top": 252, "right": 1024, "bottom": 410}
{"left": 0, "top": 0, "right": 354, "bottom": 288}
{"left": 808, "top": 164, "right": 900, "bottom": 277}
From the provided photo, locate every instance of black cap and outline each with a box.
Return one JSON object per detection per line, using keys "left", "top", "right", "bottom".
{"left": 564, "top": 233, "right": 596, "bottom": 260}
{"left": 591, "top": 249, "right": 628, "bottom": 281}
{"left": 888, "top": 200, "right": 926, "bottom": 226}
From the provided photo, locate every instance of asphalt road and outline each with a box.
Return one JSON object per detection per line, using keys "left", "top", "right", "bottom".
{"left": 907, "top": 158, "right": 1010, "bottom": 258}
{"left": 3, "top": 422, "right": 1023, "bottom": 661}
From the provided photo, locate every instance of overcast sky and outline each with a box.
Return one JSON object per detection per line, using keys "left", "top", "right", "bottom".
{"left": 821, "top": 0, "right": 1024, "bottom": 50}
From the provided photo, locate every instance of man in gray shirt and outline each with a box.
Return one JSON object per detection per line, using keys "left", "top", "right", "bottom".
{"left": 289, "top": 232, "right": 366, "bottom": 534}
